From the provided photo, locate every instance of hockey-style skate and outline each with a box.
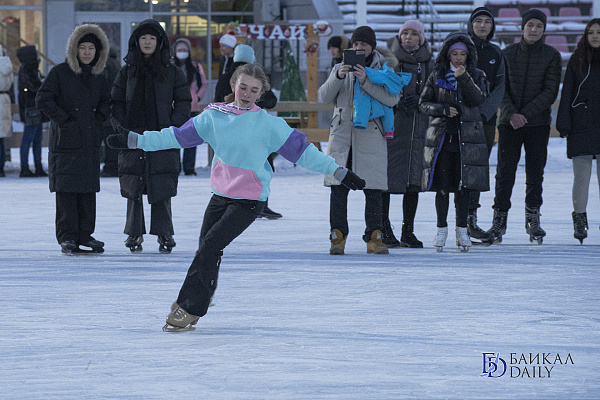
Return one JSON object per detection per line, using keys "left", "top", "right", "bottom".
{"left": 467, "top": 211, "right": 493, "bottom": 246}
{"left": 455, "top": 227, "right": 471, "bottom": 252}
{"left": 433, "top": 226, "right": 448, "bottom": 252}
{"left": 125, "top": 235, "right": 143, "bottom": 253}
{"left": 61, "top": 239, "right": 104, "bottom": 255}
{"left": 163, "top": 302, "right": 199, "bottom": 332}
{"left": 525, "top": 207, "right": 546, "bottom": 244}
{"left": 158, "top": 236, "right": 176, "bottom": 253}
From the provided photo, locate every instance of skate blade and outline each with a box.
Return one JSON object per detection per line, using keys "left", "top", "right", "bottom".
{"left": 158, "top": 246, "right": 172, "bottom": 254}
{"left": 435, "top": 246, "right": 443, "bottom": 253}
{"left": 128, "top": 245, "right": 143, "bottom": 253}
{"left": 63, "top": 247, "right": 104, "bottom": 255}
{"left": 529, "top": 236, "right": 544, "bottom": 244}
{"left": 162, "top": 323, "right": 196, "bottom": 332}
{"left": 458, "top": 246, "right": 470, "bottom": 252}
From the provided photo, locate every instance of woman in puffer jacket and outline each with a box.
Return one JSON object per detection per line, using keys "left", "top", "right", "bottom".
{"left": 36, "top": 24, "right": 111, "bottom": 253}
{"left": 556, "top": 19, "right": 600, "bottom": 244}
{"left": 419, "top": 32, "right": 489, "bottom": 252}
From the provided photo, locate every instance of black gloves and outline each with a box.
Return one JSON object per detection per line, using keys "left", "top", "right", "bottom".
{"left": 106, "top": 125, "right": 133, "bottom": 149}
{"left": 401, "top": 93, "right": 419, "bottom": 111}
{"left": 334, "top": 167, "right": 366, "bottom": 190}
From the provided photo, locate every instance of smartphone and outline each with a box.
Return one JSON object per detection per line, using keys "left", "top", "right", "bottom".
{"left": 343, "top": 49, "right": 366, "bottom": 67}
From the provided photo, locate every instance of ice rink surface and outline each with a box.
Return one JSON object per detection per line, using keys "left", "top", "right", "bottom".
{"left": 1, "top": 138, "right": 599, "bottom": 399}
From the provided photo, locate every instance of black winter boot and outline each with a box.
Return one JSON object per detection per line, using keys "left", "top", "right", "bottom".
{"left": 525, "top": 206, "right": 546, "bottom": 244}
{"left": 572, "top": 211, "right": 588, "bottom": 245}
{"left": 400, "top": 221, "right": 423, "bottom": 248}
{"left": 486, "top": 210, "right": 508, "bottom": 244}
{"left": 381, "top": 217, "right": 401, "bottom": 248}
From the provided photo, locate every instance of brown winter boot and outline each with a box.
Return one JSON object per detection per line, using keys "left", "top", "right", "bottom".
{"left": 366, "top": 230, "right": 389, "bottom": 254}
{"left": 163, "top": 302, "right": 200, "bottom": 331}
{"left": 330, "top": 229, "right": 346, "bottom": 255}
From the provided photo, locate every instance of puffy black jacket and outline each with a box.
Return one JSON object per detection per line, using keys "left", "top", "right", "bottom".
{"left": 419, "top": 32, "right": 490, "bottom": 192}
{"left": 556, "top": 56, "right": 600, "bottom": 158}
{"left": 36, "top": 24, "right": 111, "bottom": 193}
{"left": 499, "top": 38, "right": 561, "bottom": 127}
{"left": 111, "top": 19, "right": 191, "bottom": 204}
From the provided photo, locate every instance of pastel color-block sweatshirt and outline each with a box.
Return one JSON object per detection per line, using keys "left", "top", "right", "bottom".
{"left": 136, "top": 103, "right": 339, "bottom": 201}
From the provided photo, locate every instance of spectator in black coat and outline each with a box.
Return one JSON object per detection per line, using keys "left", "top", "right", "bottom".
{"left": 486, "top": 9, "right": 562, "bottom": 244}
{"left": 556, "top": 19, "right": 600, "bottom": 244}
{"left": 16, "top": 45, "right": 47, "bottom": 177}
{"left": 36, "top": 24, "right": 111, "bottom": 253}
{"left": 466, "top": 7, "right": 505, "bottom": 241}
{"left": 111, "top": 19, "right": 191, "bottom": 253}
{"left": 101, "top": 46, "right": 122, "bottom": 177}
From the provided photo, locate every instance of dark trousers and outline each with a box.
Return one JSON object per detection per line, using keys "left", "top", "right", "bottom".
{"left": 55, "top": 192, "right": 96, "bottom": 244}
{"left": 125, "top": 196, "right": 174, "bottom": 236}
{"left": 435, "top": 189, "right": 471, "bottom": 228}
{"left": 176, "top": 195, "right": 265, "bottom": 317}
{"left": 382, "top": 190, "right": 419, "bottom": 226}
{"left": 20, "top": 123, "right": 43, "bottom": 170}
{"left": 493, "top": 124, "right": 550, "bottom": 212}
{"left": 469, "top": 121, "right": 496, "bottom": 211}
{"left": 182, "top": 147, "right": 197, "bottom": 173}
{"left": 330, "top": 185, "right": 383, "bottom": 241}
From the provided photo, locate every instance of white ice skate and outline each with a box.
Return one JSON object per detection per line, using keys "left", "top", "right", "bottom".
{"left": 433, "top": 227, "right": 448, "bottom": 252}
{"left": 163, "top": 302, "right": 200, "bottom": 332}
{"left": 455, "top": 227, "right": 471, "bottom": 252}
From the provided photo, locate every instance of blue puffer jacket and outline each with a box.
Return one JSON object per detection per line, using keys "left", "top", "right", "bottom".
{"left": 353, "top": 63, "right": 411, "bottom": 136}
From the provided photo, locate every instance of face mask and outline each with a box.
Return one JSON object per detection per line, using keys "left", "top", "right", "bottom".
{"left": 176, "top": 51, "right": 189, "bottom": 60}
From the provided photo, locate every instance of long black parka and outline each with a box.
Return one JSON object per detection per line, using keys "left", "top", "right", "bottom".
{"left": 36, "top": 24, "right": 111, "bottom": 193}
{"left": 419, "top": 32, "right": 490, "bottom": 192}
{"left": 386, "top": 36, "right": 434, "bottom": 193}
{"left": 556, "top": 54, "right": 600, "bottom": 158}
{"left": 111, "top": 19, "right": 191, "bottom": 204}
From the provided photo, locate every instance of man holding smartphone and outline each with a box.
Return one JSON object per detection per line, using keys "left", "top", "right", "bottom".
{"left": 319, "top": 26, "right": 401, "bottom": 255}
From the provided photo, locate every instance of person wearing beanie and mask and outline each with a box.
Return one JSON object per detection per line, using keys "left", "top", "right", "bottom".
{"left": 111, "top": 19, "right": 191, "bottom": 253}
{"left": 486, "top": 9, "right": 561, "bottom": 245}
{"left": 327, "top": 35, "right": 350, "bottom": 69}
{"left": 465, "top": 7, "right": 505, "bottom": 243}
{"left": 383, "top": 19, "right": 433, "bottom": 249}
{"left": 16, "top": 45, "right": 47, "bottom": 177}
{"left": 556, "top": 19, "right": 600, "bottom": 244}
{"left": 35, "top": 24, "right": 111, "bottom": 254}
{"left": 420, "top": 32, "right": 490, "bottom": 252}
{"left": 217, "top": 34, "right": 236, "bottom": 79}
{"left": 320, "top": 25, "right": 402, "bottom": 255}
{"left": 213, "top": 44, "right": 280, "bottom": 220}
{"left": 172, "top": 37, "right": 208, "bottom": 176}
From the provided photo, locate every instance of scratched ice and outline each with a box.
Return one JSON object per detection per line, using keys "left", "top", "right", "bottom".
{"left": 0, "top": 139, "right": 598, "bottom": 399}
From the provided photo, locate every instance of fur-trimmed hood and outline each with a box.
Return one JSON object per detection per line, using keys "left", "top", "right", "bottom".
{"left": 66, "top": 24, "right": 109, "bottom": 75}
{"left": 374, "top": 46, "right": 399, "bottom": 70}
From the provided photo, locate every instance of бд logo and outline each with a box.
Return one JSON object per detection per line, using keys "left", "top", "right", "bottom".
{"left": 480, "top": 352, "right": 507, "bottom": 378}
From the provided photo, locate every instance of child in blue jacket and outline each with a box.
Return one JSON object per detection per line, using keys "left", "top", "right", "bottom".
{"left": 108, "top": 63, "right": 365, "bottom": 331}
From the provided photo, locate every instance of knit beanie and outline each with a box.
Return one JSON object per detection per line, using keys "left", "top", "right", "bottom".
{"left": 399, "top": 20, "right": 425, "bottom": 46}
{"left": 233, "top": 44, "right": 255, "bottom": 64}
{"left": 219, "top": 34, "right": 237, "bottom": 48}
{"left": 522, "top": 9, "right": 547, "bottom": 31}
{"left": 351, "top": 26, "right": 377, "bottom": 48}
{"left": 469, "top": 7, "right": 494, "bottom": 24}
{"left": 328, "top": 36, "right": 342, "bottom": 49}
{"left": 78, "top": 33, "right": 102, "bottom": 51}
{"left": 447, "top": 41, "right": 468, "bottom": 56}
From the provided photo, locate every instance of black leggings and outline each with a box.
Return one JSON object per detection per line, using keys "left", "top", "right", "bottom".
{"left": 435, "top": 189, "right": 472, "bottom": 228}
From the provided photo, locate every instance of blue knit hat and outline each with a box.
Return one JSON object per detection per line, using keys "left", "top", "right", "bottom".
{"left": 233, "top": 44, "right": 255, "bottom": 64}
